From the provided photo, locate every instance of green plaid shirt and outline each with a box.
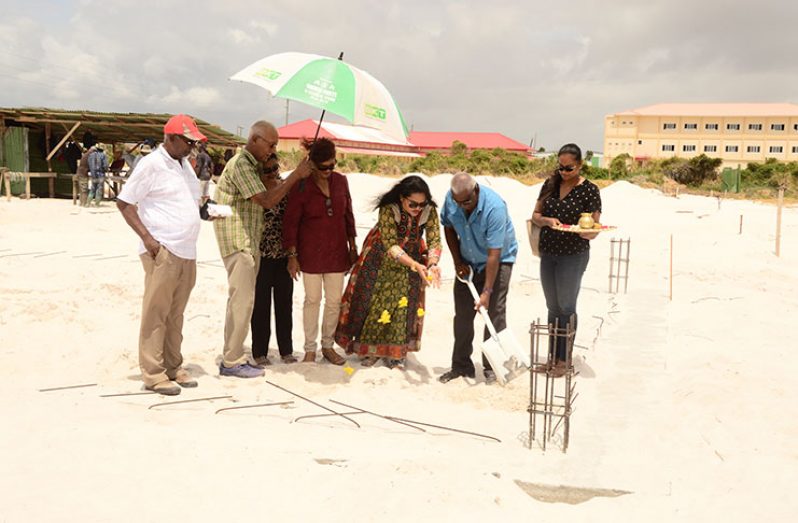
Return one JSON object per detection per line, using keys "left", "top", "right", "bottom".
{"left": 213, "top": 149, "right": 266, "bottom": 258}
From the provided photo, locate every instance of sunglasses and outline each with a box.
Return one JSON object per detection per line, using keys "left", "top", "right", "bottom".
{"left": 557, "top": 164, "right": 578, "bottom": 173}
{"left": 404, "top": 198, "right": 428, "bottom": 209}
{"left": 315, "top": 160, "right": 337, "bottom": 172}
{"left": 325, "top": 197, "right": 333, "bottom": 217}
{"left": 177, "top": 135, "right": 198, "bottom": 147}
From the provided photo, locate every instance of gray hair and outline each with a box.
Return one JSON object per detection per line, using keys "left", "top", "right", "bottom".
{"left": 450, "top": 172, "right": 476, "bottom": 195}
{"left": 250, "top": 120, "right": 276, "bottom": 135}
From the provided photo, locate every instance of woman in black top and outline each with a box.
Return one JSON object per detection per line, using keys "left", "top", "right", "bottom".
{"left": 532, "top": 143, "right": 602, "bottom": 376}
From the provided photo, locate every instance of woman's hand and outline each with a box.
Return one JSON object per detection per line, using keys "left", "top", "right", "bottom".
{"left": 427, "top": 265, "right": 441, "bottom": 289}
{"left": 287, "top": 256, "right": 301, "bottom": 281}
{"left": 414, "top": 262, "right": 431, "bottom": 287}
{"left": 546, "top": 217, "right": 562, "bottom": 228}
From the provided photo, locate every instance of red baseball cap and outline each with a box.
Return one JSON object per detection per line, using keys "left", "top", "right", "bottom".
{"left": 163, "top": 114, "right": 207, "bottom": 142}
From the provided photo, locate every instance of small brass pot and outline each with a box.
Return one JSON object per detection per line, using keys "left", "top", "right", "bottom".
{"left": 578, "top": 213, "right": 595, "bottom": 229}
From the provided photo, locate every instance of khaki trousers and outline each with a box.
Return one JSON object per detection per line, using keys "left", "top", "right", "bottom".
{"left": 222, "top": 251, "right": 260, "bottom": 367}
{"left": 302, "top": 272, "right": 345, "bottom": 352}
{"left": 139, "top": 247, "right": 196, "bottom": 387}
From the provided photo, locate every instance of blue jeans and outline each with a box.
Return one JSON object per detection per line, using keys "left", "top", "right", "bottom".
{"left": 540, "top": 250, "right": 590, "bottom": 360}
{"left": 89, "top": 175, "right": 105, "bottom": 202}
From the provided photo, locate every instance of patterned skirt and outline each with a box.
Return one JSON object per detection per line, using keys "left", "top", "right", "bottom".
{"left": 334, "top": 226, "right": 427, "bottom": 359}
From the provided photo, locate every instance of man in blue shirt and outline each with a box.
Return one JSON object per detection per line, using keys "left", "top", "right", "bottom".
{"left": 439, "top": 173, "right": 518, "bottom": 384}
{"left": 87, "top": 144, "right": 108, "bottom": 206}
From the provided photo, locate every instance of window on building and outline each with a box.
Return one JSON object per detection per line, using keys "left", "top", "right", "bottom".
{"left": 683, "top": 145, "right": 696, "bottom": 152}
{"left": 705, "top": 123, "right": 719, "bottom": 130}
{"left": 792, "top": 146, "right": 798, "bottom": 154}
{"left": 684, "top": 123, "right": 698, "bottom": 130}
{"left": 769, "top": 146, "right": 784, "bottom": 154}
{"left": 747, "top": 145, "right": 761, "bottom": 153}
{"left": 727, "top": 124, "right": 741, "bottom": 131}
{"left": 794, "top": 124, "right": 798, "bottom": 131}
{"left": 663, "top": 123, "right": 677, "bottom": 130}
{"left": 725, "top": 145, "right": 739, "bottom": 153}
{"left": 662, "top": 145, "right": 675, "bottom": 152}
{"left": 704, "top": 145, "right": 717, "bottom": 152}
{"left": 771, "top": 124, "right": 785, "bottom": 131}
{"left": 748, "top": 124, "right": 763, "bottom": 131}
{"left": 638, "top": 140, "right": 643, "bottom": 145}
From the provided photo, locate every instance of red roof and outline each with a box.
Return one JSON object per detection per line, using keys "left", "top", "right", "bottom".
{"left": 278, "top": 119, "right": 335, "bottom": 140}
{"left": 408, "top": 131, "right": 530, "bottom": 152}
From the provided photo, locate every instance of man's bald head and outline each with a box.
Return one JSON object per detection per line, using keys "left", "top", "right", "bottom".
{"left": 246, "top": 120, "right": 279, "bottom": 162}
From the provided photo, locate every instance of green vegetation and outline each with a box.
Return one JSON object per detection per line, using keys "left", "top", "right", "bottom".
{"left": 276, "top": 143, "right": 798, "bottom": 200}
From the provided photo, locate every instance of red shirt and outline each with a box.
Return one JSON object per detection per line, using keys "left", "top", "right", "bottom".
{"left": 282, "top": 171, "right": 356, "bottom": 274}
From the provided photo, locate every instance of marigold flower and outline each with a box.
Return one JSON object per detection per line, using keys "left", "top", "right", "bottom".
{"left": 417, "top": 307, "right": 425, "bottom": 318}
{"left": 398, "top": 296, "right": 408, "bottom": 308}
{"left": 378, "top": 310, "right": 392, "bottom": 324}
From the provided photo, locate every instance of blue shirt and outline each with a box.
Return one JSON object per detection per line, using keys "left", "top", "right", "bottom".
{"left": 440, "top": 184, "right": 518, "bottom": 273}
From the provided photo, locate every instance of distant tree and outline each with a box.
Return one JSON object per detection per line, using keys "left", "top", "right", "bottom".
{"left": 537, "top": 147, "right": 546, "bottom": 153}
{"left": 450, "top": 140, "right": 468, "bottom": 156}
{"left": 609, "top": 153, "right": 631, "bottom": 179}
{"left": 663, "top": 154, "right": 721, "bottom": 186}
{"left": 585, "top": 150, "right": 594, "bottom": 162}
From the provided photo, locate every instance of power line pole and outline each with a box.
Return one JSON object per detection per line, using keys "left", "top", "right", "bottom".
{"left": 285, "top": 99, "right": 290, "bottom": 127}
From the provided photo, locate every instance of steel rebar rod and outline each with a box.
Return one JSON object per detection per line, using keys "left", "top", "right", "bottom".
{"left": 215, "top": 401, "right": 294, "bottom": 414}
{"left": 330, "top": 399, "right": 426, "bottom": 432}
{"left": 100, "top": 391, "right": 156, "bottom": 398}
{"left": 384, "top": 416, "right": 501, "bottom": 443}
{"left": 148, "top": 395, "right": 232, "bottom": 410}
{"left": 264, "top": 380, "right": 360, "bottom": 428}
{"left": 39, "top": 383, "right": 97, "bottom": 392}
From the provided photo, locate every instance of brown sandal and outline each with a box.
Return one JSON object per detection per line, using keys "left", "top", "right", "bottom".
{"left": 360, "top": 356, "right": 379, "bottom": 367}
{"left": 302, "top": 351, "right": 316, "bottom": 363}
{"left": 321, "top": 348, "right": 345, "bottom": 366}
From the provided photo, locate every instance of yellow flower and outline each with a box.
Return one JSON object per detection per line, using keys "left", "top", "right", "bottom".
{"left": 343, "top": 364, "right": 355, "bottom": 376}
{"left": 398, "top": 296, "right": 408, "bottom": 308}
{"left": 417, "top": 307, "right": 425, "bottom": 318}
{"left": 378, "top": 310, "right": 392, "bottom": 324}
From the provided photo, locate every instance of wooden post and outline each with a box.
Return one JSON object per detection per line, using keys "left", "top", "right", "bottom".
{"left": 739, "top": 215, "right": 743, "bottom": 235}
{"left": 669, "top": 234, "right": 673, "bottom": 301}
{"left": 45, "top": 123, "right": 52, "bottom": 172}
{"left": 46, "top": 121, "right": 81, "bottom": 162}
{"left": 776, "top": 188, "right": 784, "bottom": 257}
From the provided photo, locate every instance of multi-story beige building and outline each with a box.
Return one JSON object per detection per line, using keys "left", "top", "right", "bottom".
{"left": 603, "top": 103, "right": 798, "bottom": 168}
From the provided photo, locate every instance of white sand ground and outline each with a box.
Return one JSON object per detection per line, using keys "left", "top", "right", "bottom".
{"left": 1, "top": 174, "right": 797, "bottom": 522}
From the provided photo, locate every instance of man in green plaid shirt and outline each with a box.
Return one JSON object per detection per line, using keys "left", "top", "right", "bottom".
{"left": 213, "top": 121, "right": 312, "bottom": 378}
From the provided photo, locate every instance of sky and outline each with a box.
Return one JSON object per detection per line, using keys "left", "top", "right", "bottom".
{"left": 1, "top": 0, "right": 797, "bottom": 152}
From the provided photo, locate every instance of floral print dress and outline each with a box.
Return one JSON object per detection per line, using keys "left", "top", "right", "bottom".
{"left": 335, "top": 203, "right": 442, "bottom": 359}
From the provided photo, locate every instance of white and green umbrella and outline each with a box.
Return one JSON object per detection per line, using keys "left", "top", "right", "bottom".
{"left": 230, "top": 52, "right": 409, "bottom": 142}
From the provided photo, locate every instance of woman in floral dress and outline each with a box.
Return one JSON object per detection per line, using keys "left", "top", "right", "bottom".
{"left": 335, "top": 176, "right": 442, "bottom": 368}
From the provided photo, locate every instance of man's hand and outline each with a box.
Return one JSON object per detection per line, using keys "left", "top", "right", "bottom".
{"left": 348, "top": 247, "right": 359, "bottom": 268}
{"left": 293, "top": 158, "right": 314, "bottom": 179}
{"left": 287, "top": 257, "right": 301, "bottom": 281}
{"left": 455, "top": 262, "right": 470, "bottom": 279}
{"left": 144, "top": 237, "right": 161, "bottom": 258}
{"left": 474, "top": 291, "right": 490, "bottom": 311}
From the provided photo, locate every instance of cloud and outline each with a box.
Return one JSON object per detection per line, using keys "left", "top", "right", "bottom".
{"left": 0, "top": 0, "right": 796, "bottom": 151}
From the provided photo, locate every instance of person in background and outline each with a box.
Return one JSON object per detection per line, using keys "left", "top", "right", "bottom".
{"left": 122, "top": 141, "right": 153, "bottom": 177}
{"left": 195, "top": 142, "right": 213, "bottom": 201}
{"left": 116, "top": 114, "right": 209, "bottom": 396}
{"left": 76, "top": 145, "right": 91, "bottom": 207}
{"left": 213, "top": 121, "right": 312, "bottom": 379}
{"left": 283, "top": 137, "right": 356, "bottom": 366}
{"left": 438, "top": 172, "right": 518, "bottom": 384}
{"left": 87, "top": 144, "right": 108, "bottom": 206}
{"left": 531, "top": 143, "right": 602, "bottom": 377}
{"left": 335, "top": 175, "right": 441, "bottom": 369}
{"left": 250, "top": 154, "right": 296, "bottom": 366}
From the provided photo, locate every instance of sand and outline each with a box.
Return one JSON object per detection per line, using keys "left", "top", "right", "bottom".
{"left": 0, "top": 174, "right": 796, "bottom": 522}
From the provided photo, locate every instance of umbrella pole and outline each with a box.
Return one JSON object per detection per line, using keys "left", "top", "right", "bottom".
{"left": 312, "top": 51, "right": 345, "bottom": 143}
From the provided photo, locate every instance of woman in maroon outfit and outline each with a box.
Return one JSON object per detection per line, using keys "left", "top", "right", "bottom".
{"left": 283, "top": 138, "right": 357, "bottom": 365}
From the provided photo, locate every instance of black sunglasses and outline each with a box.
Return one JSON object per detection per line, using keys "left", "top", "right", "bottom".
{"left": 325, "top": 197, "right": 333, "bottom": 217}
{"left": 315, "top": 160, "right": 337, "bottom": 172}
{"left": 405, "top": 198, "right": 428, "bottom": 209}
{"left": 557, "top": 164, "right": 578, "bottom": 173}
{"left": 177, "top": 135, "right": 198, "bottom": 147}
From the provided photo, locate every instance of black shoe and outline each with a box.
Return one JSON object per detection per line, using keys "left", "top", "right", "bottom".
{"left": 484, "top": 370, "right": 497, "bottom": 384}
{"left": 438, "top": 369, "right": 475, "bottom": 383}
